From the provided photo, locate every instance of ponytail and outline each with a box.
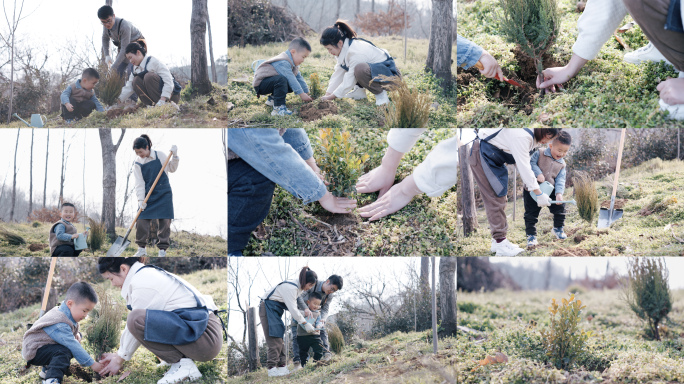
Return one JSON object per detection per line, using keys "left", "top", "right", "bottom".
{"left": 133, "top": 134, "right": 152, "bottom": 150}
{"left": 298, "top": 266, "right": 318, "bottom": 288}
{"left": 534, "top": 128, "right": 560, "bottom": 143}
{"left": 320, "top": 20, "right": 357, "bottom": 46}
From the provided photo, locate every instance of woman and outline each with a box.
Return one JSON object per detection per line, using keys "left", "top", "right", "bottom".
{"left": 132, "top": 134, "right": 178, "bottom": 257}
{"left": 117, "top": 42, "right": 181, "bottom": 107}
{"left": 98, "top": 257, "right": 223, "bottom": 384}
{"left": 319, "top": 20, "right": 401, "bottom": 106}
{"left": 259, "top": 266, "right": 317, "bottom": 377}
{"left": 469, "top": 128, "right": 559, "bottom": 256}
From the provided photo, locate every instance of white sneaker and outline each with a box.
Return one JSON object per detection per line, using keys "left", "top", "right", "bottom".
{"left": 277, "top": 366, "right": 290, "bottom": 376}
{"left": 158, "top": 249, "right": 167, "bottom": 257}
{"left": 43, "top": 379, "right": 59, "bottom": 384}
{"left": 346, "top": 86, "right": 367, "bottom": 100}
{"left": 265, "top": 95, "right": 274, "bottom": 107}
{"left": 624, "top": 42, "right": 673, "bottom": 66}
{"left": 133, "top": 247, "right": 147, "bottom": 256}
{"left": 39, "top": 368, "right": 46, "bottom": 379}
{"left": 267, "top": 367, "right": 284, "bottom": 377}
{"left": 375, "top": 90, "right": 390, "bottom": 105}
{"left": 491, "top": 238, "right": 524, "bottom": 257}
{"left": 322, "top": 352, "right": 332, "bottom": 361}
{"left": 157, "top": 360, "right": 171, "bottom": 367}
{"left": 659, "top": 99, "right": 684, "bottom": 120}
{"left": 156, "top": 358, "right": 202, "bottom": 384}
{"left": 292, "top": 361, "right": 302, "bottom": 371}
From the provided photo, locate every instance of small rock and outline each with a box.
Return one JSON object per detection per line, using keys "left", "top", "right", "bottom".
{"left": 576, "top": 1, "right": 586, "bottom": 12}
{"left": 431, "top": 102, "right": 440, "bottom": 109}
{"left": 228, "top": 102, "right": 235, "bottom": 113}
{"left": 221, "top": 94, "right": 228, "bottom": 100}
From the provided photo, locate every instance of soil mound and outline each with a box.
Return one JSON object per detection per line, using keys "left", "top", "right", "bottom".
{"left": 300, "top": 100, "right": 338, "bottom": 122}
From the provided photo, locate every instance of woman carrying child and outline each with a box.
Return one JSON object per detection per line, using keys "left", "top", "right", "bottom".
{"left": 117, "top": 42, "right": 181, "bottom": 107}
{"left": 131, "top": 134, "right": 178, "bottom": 257}
{"left": 259, "top": 266, "right": 318, "bottom": 377}
{"left": 319, "top": 20, "right": 401, "bottom": 106}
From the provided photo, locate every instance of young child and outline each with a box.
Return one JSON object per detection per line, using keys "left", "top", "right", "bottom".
{"left": 296, "top": 292, "right": 326, "bottom": 367}
{"left": 22, "top": 282, "right": 104, "bottom": 384}
{"left": 49, "top": 203, "right": 88, "bottom": 256}
{"left": 524, "top": 130, "right": 572, "bottom": 247}
{"left": 60, "top": 68, "right": 105, "bottom": 122}
{"left": 457, "top": 34, "right": 504, "bottom": 81}
{"left": 252, "top": 37, "right": 313, "bottom": 116}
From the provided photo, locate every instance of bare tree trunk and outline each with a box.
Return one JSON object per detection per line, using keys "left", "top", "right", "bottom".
{"left": 191, "top": 0, "right": 212, "bottom": 95}
{"left": 29, "top": 128, "right": 34, "bottom": 215}
{"left": 335, "top": 0, "right": 341, "bottom": 19}
{"left": 43, "top": 129, "right": 49, "bottom": 208}
{"left": 59, "top": 129, "right": 66, "bottom": 204}
{"left": 544, "top": 258, "right": 552, "bottom": 290}
{"left": 7, "top": 31, "right": 15, "bottom": 124}
{"left": 206, "top": 2, "right": 217, "bottom": 83}
{"left": 319, "top": 0, "right": 326, "bottom": 31}
{"left": 372, "top": 0, "right": 375, "bottom": 12}
{"left": 356, "top": 0, "right": 360, "bottom": 16}
{"left": 10, "top": 129, "right": 20, "bottom": 221}
{"left": 420, "top": 257, "right": 430, "bottom": 287}
{"left": 439, "top": 257, "right": 457, "bottom": 337}
{"left": 99, "top": 129, "right": 126, "bottom": 240}
{"left": 425, "top": 0, "right": 453, "bottom": 90}
{"left": 117, "top": 162, "right": 134, "bottom": 227}
{"left": 678, "top": 128, "right": 681, "bottom": 160}
{"left": 431, "top": 256, "right": 437, "bottom": 354}
{"left": 460, "top": 142, "right": 478, "bottom": 236}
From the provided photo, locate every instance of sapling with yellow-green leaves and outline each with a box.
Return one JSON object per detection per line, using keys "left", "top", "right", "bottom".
{"left": 318, "top": 128, "right": 370, "bottom": 198}
{"left": 540, "top": 293, "right": 592, "bottom": 370}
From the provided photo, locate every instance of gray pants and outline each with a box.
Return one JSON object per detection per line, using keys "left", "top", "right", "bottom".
{"left": 132, "top": 72, "right": 181, "bottom": 106}
{"left": 135, "top": 218, "right": 172, "bottom": 250}
{"left": 469, "top": 140, "right": 509, "bottom": 240}
{"left": 291, "top": 324, "right": 329, "bottom": 363}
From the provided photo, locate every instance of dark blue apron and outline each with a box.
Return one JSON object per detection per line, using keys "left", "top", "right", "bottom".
{"left": 263, "top": 281, "right": 298, "bottom": 339}
{"left": 473, "top": 128, "right": 534, "bottom": 197}
{"left": 340, "top": 38, "right": 400, "bottom": 85}
{"left": 136, "top": 150, "right": 174, "bottom": 220}
{"left": 666, "top": 0, "right": 684, "bottom": 33}
{"left": 133, "top": 56, "right": 183, "bottom": 94}
{"left": 126, "top": 265, "right": 210, "bottom": 345}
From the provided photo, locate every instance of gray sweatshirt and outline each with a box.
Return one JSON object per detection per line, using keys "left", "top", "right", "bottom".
{"left": 102, "top": 17, "right": 144, "bottom": 70}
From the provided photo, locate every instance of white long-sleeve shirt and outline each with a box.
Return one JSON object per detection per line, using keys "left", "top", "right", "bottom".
{"left": 572, "top": 0, "right": 629, "bottom": 61}
{"left": 119, "top": 56, "right": 176, "bottom": 102}
{"left": 117, "top": 262, "right": 218, "bottom": 360}
{"left": 386, "top": 129, "right": 459, "bottom": 197}
{"left": 326, "top": 38, "right": 391, "bottom": 98}
{"left": 477, "top": 129, "right": 541, "bottom": 192}
{"left": 133, "top": 150, "right": 179, "bottom": 202}
{"left": 261, "top": 279, "right": 306, "bottom": 325}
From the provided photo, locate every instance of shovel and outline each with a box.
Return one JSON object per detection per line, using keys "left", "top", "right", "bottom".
{"left": 598, "top": 128, "right": 626, "bottom": 228}
{"left": 39, "top": 258, "right": 57, "bottom": 318}
{"left": 106, "top": 151, "right": 174, "bottom": 256}
{"left": 474, "top": 61, "right": 523, "bottom": 88}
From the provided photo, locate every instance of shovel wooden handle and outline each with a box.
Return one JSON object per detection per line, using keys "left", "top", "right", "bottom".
{"left": 610, "top": 129, "right": 627, "bottom": 202}
{"left": 39, "top": 258, "right": 57, "bottom": 318}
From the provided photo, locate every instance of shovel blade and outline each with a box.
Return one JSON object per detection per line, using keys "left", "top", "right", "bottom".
{"left": 597, "top": 208, "right": 624, "bottom": 228}
{"left": 106, "top": 236, "right": 131, "bottom": 257}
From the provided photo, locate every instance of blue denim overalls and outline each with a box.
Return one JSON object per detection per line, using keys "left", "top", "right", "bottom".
{"left": 136, "top": 150, "right": 174, "bottom": 220}
{"left": 473, "top": 128, "right": 534, "bottom": 197}
{"left": 263, "top": 281, "right": 298, "bottom": 338}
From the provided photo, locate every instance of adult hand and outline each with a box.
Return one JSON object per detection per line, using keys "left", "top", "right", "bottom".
{"left": 536, "top": 193, "right": 552, "bottom": 207}
{"left": 478, "top": 50, "right": 504, "bottom": 80}
{"left": 657, "top": 77, "right": 684, "bottom": 105}
{"left": 304, "top": 157, "right": 328, "bottom": 185}
{"left": 156, "top": 99, "right": 167, "bottom": 107}
{"left": 537, "top": 54, "right": 588, "bottom": 93}
{"left": 91, "top": 361, "right": 104, "bottom": 373}
{"left": 104, "top": 56, "right": 113, "bottom": 67}
{"left": 300, "top": 93, "right": 313, "bottom": 102}
{"left": 356, "top": 147, "right": 403, "bottom": 198}
{"left": 138, "top": 201, "right": 147, "bottom": 211}
{"left": 304, "top": 308, "right": 312, "bottom": 318}
{"left": 537, "top": 174, "right": 545, "bottom": 183}
{"left": 99, "top": 353, "right": 124, "bottom": 376}
{"left": 358, "top": 174, "right": 422, "bottom": 221}
{"left": 65, "top": 103, "right": 74, "bottom": 112}
{"left": 170, "top": 145, "right": 178, "bottom": 156}
{"left": 318, "top": 192, "right": 356, "bottom": 214}
{"left": 320, "top": 94, "right": 336, "bottom": 101}
{"left": 303, "top": 323, "right": 316, "bottom": 333}
{"left": 556, "top": 193, "right": 563, "bottom": 205}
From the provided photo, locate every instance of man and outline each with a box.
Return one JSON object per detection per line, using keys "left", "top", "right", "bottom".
{"left": 291, "top": 275, "right": 343, "bottom": 370}
{"left": 98, "top": 5, "right": 145, "bottom": 77}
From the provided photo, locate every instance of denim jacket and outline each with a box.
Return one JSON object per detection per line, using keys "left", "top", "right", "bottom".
{"left": 54, "top": 220, "right": 75, "bottom": 242}
{"left": 42, "top": 302, "right": 94, "bottom": 366}
{"left": 271, "top": 50, "right": 309, "bottom": 95}
{"left": 227, "top": 128, "right": 327, "bottom": 204}
{"left": 530, "top": 148, "right": 566, "bottom": 195}
{"left": 456, "top": 35, "right": 483, "bottom": 70}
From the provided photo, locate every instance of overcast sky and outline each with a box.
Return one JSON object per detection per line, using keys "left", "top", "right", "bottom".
{"left": 0, "top": 128, "right": 227, "bottom": 238}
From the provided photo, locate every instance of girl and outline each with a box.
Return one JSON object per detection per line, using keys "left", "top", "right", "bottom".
{"left": 98, "top": 258, "right": 223, "bottom": 384}
{"left": 117, "top": 42, "right": 181, "bottom": 107}
{"left": 319, "top": 20, "right": 400, "bottom": 106}
{"left": 469, "top": 128, "right": 560, "bottom": 256}
{"left": 132, "top": 134, "right": 178, "bottom": 257}
{"left": 259, "top": 266, "right": 317, "bottom": 377}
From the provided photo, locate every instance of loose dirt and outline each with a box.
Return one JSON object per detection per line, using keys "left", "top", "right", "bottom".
{"left": 552, "top": 247, "right": 593, "bottom": 256}
{"left": 68, "top": 364, "right": 93, "bottom": 382}
{"left": 299, "top": 100, "right": 338, "bottom": 122}
{"left": 600, "top": 199, "right": 627, "bottom": 210}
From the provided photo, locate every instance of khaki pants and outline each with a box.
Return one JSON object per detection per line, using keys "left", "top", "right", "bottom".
{"left": 132, "top": 72, "right": 181, "bottom": 106}
{"left": 623, "top": 0, "right": 684, "bottom": 71}
{"left": 259, "top": 301, "right": 286, "bottom": 369}
{"left": 127, "top": 309, "right": 223, "bottom": 364}
{"left": 353, "top": 63, "right": 401, "bottom": 95}
{"left": 135, "top": 218, "right": 171, "bottom": 250}
{"left": 469, "top": 140, "right": 509, "bottom": 240}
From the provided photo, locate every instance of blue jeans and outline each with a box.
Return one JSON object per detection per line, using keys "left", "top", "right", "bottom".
{"left": 228, "top": 158, "right": 276, "bottom": 254}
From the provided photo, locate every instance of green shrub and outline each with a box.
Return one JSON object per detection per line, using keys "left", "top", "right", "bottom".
{"left": 309, "top": 73, "right": 324, "bottom": 99}
{"left": 84, "top": 285, "right": 126, "bottom": 360}
{"left": 31, "top": 221, "right": 41, "bottom": 228}
{"left": 458, "top": 301, "right": 478, "bottom": 314}
{"left": 94, "top": 66, "right": 124, "bottom": 106}
{"left": 87, "top": 218, "right": 106, "bottom": 252}
{"left": 181, "top": 81, "right": 195, "bottom": 102}
{"left": 382, "top": 76, "right": 431, "bottom": 128}
{"left": 327, "top": 322, "right": 345, "bottom": 354}
{"left": 622, "top": 257, "right": 671, "bottom": 341}
{"left": 0, "top": 228, "right": 26, "bottom": 245}
{"left": 318, "top": 128, "right": 369, "bottom": 197}
{"left": 540, "top": 293, "right": 591, "bottom": 370}
{"left": 574, "top": 172, "right": 599, "bottom": 224}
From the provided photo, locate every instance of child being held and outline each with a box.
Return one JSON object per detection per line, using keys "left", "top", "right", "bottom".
{"left": 60, "top": 68, "right": 105, "bottom": 122}
{"left": 253, "top": 37, "right": 313, "bottom": 116}
{"left": 524, "top": 130, "right": 572, "bottom": 247}
{"left": 22, "top": 282, "right": 104, "bottom": 384}
{"left": 296, "top": 292, "right": 326, "bottom": 367}
{"left": 49, "top": 203, "right": 88, "bottom": 256}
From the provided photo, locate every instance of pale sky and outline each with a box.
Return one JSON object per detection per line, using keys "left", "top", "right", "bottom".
{"left": 1, "top": 0, "right": 227, "bottom": 74}
{"left": 0, "top": 128, "right": 227, "bottom": 238}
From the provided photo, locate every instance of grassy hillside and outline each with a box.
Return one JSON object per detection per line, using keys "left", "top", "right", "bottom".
{"left": 227, "top": 35, "right": 456, "bottom": 128}
{"left": 0, "top": 268, "right": 227, "bottom": 384}
{"left": 228, "top": 331, "right": 457, "bottom": 384}
{"left": 456, "top": 159, "right": 684, "bottom": 256}
{"left": 0, "top": 222, "right": 226, "bottom": 256}
{"left": 457, "top": 288, "right": 684, "bottom": 383}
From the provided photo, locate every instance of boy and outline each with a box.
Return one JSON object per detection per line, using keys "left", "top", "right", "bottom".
{"left": 22, "top": 282, "right": 103, "bottom": 384}
{"left": 49, "top": 203, "right": 88, "bottom": 256}
{"left": 524, "top": 130, "right": 572, "bottom": 247}
{"left": 252, "top": 37, "right": 313, "bottom": 116}
{"left": 296, "top": 292, "right": 326, "bottom": 367}
{"left": 60, "top": 68, "right": 105, "bottom": 122}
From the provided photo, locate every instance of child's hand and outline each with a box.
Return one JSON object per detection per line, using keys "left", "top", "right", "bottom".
{"left": 91, "top": 361, "right": 104, "bottom": 373}
{"left": 76, "top": 333, "right": 82, "bottom": 343}
{"left": 556, "top": 194, "right": 563, "bottom": 205}
{"left": 537, "top": 174, "right": 545, "bottom": 183}
{"left": 477, "top": 50, "right": 504, "bottom": 80}
{"left": 300, "top": 93, "right": 313, "bottom": 102}
{"left": 65, "top": 103, "right": 74, "bottom": 112}
{"left": 71, "top": 233, "right": 79, "bottom": 240}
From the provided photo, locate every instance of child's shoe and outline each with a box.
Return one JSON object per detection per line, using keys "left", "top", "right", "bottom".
{"left": 265, "top": 95, "right": 274, "bottom": 107}
{"left": 291, "top": 361, "right": 302, "bottom": 371}
{"left": 271, "top": 105, "right": 293, "bottom": 116}
{"left": 157, "top": 358, "right": 201, "bottom": 384}
{"left": 39, "top": 367, "right": 46, "bottom": 379}
{"left": 43, "top": 379, "right": 59, "bottom": 384}
{"left": 158, "top": 249, "right": 167, "bottom": 257}
{"left": 64, "top": 119, "right": 75, "bottom": 124}
{"left": 322, "top": 352, "right": 332, "bottom": 361}
{"left": 346, "top": 86, "right": 367, "bottom": 100}
{"left": 527, "top": 235, "right": 538, "bottom": 247}
{"left": 553, "top": 227, "right": 567, "bottom": 240}
{"left": 374, "top": 90, "right": 390, "bottom": 106}
{"left": 133, "top": 247, "right": 147, "bottom": 256}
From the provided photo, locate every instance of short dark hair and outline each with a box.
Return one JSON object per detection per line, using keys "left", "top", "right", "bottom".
{"left": 555, "top": 130, "right": 572, "bottom": 145}
{"left": 97, "top": 5, "right": 114, "bottom": 20}
{"left": 61, "top": 203, "right": 75, "bottom": 209}
{"left": 125, "top": 41, "right": 146, "bottom": 57}
{"left": 534, "top": 128, "right": 560, "bottom": 142}
{"left": 308, "top": 292, "right": 323, "bottom": 301}
{"left": 328, "top": 275, "right": 343, "bottom": 290}
{"left": 98, "top": 257, "right": 141, "bottom": 274}
{"left": 65, "top": 282, "right": 98, "bottom": 304}
{"left": 289, "top": 37, "right": 311, "bottom": 53}
{"left": 82, "top": 68, "right": 100, "bottom": 80}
